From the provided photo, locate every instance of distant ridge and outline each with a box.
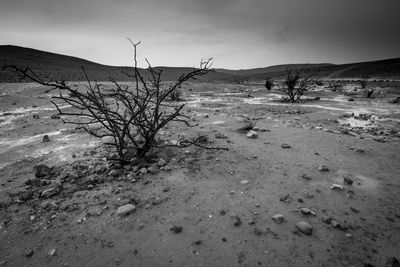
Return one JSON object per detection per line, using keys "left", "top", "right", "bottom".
{"left": 0, "top": 45, "right": 399, "bottom": 83}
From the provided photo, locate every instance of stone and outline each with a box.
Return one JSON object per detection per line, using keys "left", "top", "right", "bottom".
{"left": 331, "top": 184, "right": 344, "bottom": 191}
{"left": 301, "top": 174, "right": 312, "bottom": 180}
{"left": 281, "top": 143, "right": 291, "bottom": 149}
{"left": 50, "top": 114, "right": 61, "bottom": 119}
{"left": 26, "top": 249, "right": 34, "bottom": 257}
{"left": 33, "top": 114, "right": 39, "bottom": 119}
{"left": 215, "top": 133, "right": 228, "bottom": 139}
{"left": 318, "top": 165, "right": 329, "bottom": 171}
{"left": 147, "top": 166, "right": 158, "bottom": 174}
{"left": 49, "top": 249, "right": 56, "bottom": 256}
{"left": 157, "top": 158, "right": 166, "bottom": 167}
{"left": 41, "top": 188, "right": 59, "bottom": 198}
{"left": 280, "top": 194, "right": 292, "bottom": 203}
{"left": 117, "top": 204, "right": 136, "bottom": 217}
{"left": 343, "top": 176, "right": 353, "bottom": 185}
{"left": 152, "top": 197, "right": 162, "bottom": 205}
{"left": 163, "top": 165, "right": 173, "bottom": 171}
{"left": 139, "top": 168, "right": 148, "bottom": 174}
{"left": 170, "top": 225, "right": 183, "bottom": 233}
{"left": 300, "top": 208, "right": 311, "bottom": 215}
{"left": 101, "top": 136, "right": 114, "bottom": 144}
{"left": 42, "top": 135, "right": 50, "bottom": 143}
{"left": 295, "top": 221, "right": 313, "bottom": 235}
{"left": 240, "top": 180, "right": 249, "bottom": 185}
{"left": 272, "top": 214, "right": 284, "bottom": 224}
{"left": 246, "top": 130, "right": 258, "bottom": 139}
{"left": 232, "top": 214, "right": 241, "bottom": 226}
{"left": 321, "top": 216, "right": 332, "bottom": 224}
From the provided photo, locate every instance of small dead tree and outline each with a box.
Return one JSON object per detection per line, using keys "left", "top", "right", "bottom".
{"left": 359, "top": 73, "right": 369, "bottom": 89}
{"left": 359, "top": 73, "right": 375, "bottom": 98}
{"left": 274, "top": 67, "right": 319, "bottom": 102}
{"left": 3, "top": 41, "right": 227, "bottom": 164}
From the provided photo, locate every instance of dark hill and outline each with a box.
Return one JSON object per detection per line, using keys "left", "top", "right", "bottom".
{"left": 0, "top": 45, "right": 399, "bottom": 83}
{"left": 0, "top": 45, "right": 235, "bottom": 83}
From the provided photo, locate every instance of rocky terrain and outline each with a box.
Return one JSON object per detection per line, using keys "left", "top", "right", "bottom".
{"left": 0, "top": 80, "right": 399, "bottom": 266}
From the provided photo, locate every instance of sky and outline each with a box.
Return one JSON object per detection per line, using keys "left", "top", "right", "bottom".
{"left": 0, "top": 0, "right": 399, "bottom": 69}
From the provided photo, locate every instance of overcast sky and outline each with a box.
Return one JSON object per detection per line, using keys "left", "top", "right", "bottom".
{"left": 0, "top": 0, "right": 399, "bottom": 69}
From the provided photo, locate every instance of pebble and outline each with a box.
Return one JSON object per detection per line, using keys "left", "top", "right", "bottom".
{"left": 139, "top": 168, "right": 148, "bottom": 174}
{"left": 281, "top": 143, "right": 291, "bottom": 149}
{"left": 272, "top": 214, "right": 284, "bottom": 224}
{"left": 343, "top": 176, "right": 354, "bottom": 185}
{"left": 117, "top": 204, "right": 136, "bottom": 217}
{"left": 26, "top": 249, "right": 34, "bottom": 257}
{"left": 240, "top": 180, "right": 249, "bottom": 185}
{"left": 49, "top": 249, "right": 56, "bottom": 256}
{"left": 232, "top": 214, "right": 241, "bottom": 226}
{"left": 331, "top": 184, "right": 344, "bottom": 191}
{"left": 295, "top": 221, "right": 313, "bottom": 235}
{"left": 318, "top": 165, "right": 329, "bottom": 171}
{"left": 170, "top": 226, "right": 183, "bottom": 233}
{"left": 300, "top": 208, "right": 315, "bottom": 215}
{"left": 42, "top": 135, "right": 50, "bottom": 143}
{"left": 301, "top": 174, "right": 312, "bottom": 180}
{"left": 246, "top": 130, "right": 258, "bottom": 139}
{"left": 157, "top": 158, "right": 166, "bottom": 167}
{"left": 280, "top": 194, "right": 292, "bottom": 203}
{"left": 41, "top": 188, "right": 59, "bottom": 198}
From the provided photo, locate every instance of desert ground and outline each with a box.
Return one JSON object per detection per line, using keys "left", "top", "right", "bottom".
{"left": 0, "top": 80, "right": 399, "bottom": 266}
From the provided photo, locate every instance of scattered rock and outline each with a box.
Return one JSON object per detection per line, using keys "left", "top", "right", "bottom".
{"left": 281, "top": 143, "right": 291, "bottom": 149}
{"left": 246, "top": 130, "right": 258, "bottom": 139}
{"left": 232, "top": 214, "right": 241, "bottom": 226}
{"left": 147, "top": 166, "right": 158, "bottom": 174}
{"left": 215, "top": 133, "right": 228, "bottom": 139}
{"left": 295, "top": 221, "right": 313, "bottom": 235}
{"left": 170, "top": 225, "right": 183, "bottom": 233}
{"left": 101, "top": 136, "right": 114, "bottom": 144}
{"left": 49, "top": 249, "right": 56, "bottom": 256}
{"left": 331, "top": 184, "right": 344, "bottom": 191}
{"left": 272, "top": 214, "right": 284, "bottom": 224}
{"left": 42, "top": 135, "right": 50, "bottom": 143}
{"left": 117, "top": 204, "right": 136, "bottom": 217}
{"left": 355, "top": 148, "right": 365, "bottom": 153}
{"left": 350, "top": 207, "right": 360, "bottom": 213}
{"left": 321, "top": 216, "right": 333, "bottom": 224}
{"left": 157, "top": 158, "right": 166, "bottom": 167}
{"left": 139, "top": 168, "right": 148, "bottom": 174}
{"left": 26, "top": 249, "right": 34, "bottom": 257}
{"left": 343, "top": 176, "right": 354, "bottom": 185}
{"left": 301, "top": 174, "right": 312, "bottom": 180}
{"left": 50, "top": 114, "right": 61, "bottom": 119}
{"left": 280, "top": 194, "right": 292, "bottom": 203}
{"left": 41, "top": 188, "right": 59, "bottom": 198}
{"left": 300, "top": 208, "right": 315, "bottom": 216}
{"left": 318, "top": 165, "right": 329, "bottom": 172}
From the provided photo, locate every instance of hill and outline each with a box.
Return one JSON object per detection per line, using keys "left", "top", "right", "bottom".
{"left": 0, "top": 45, "right": 236, "bottom": 83}
{"left": 0, "top": 45, "right": 399, "bottom": 83}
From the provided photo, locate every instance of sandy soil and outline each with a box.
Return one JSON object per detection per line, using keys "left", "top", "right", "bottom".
{"left": 0, "top": 82, "right": 399, "bottom": 266}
